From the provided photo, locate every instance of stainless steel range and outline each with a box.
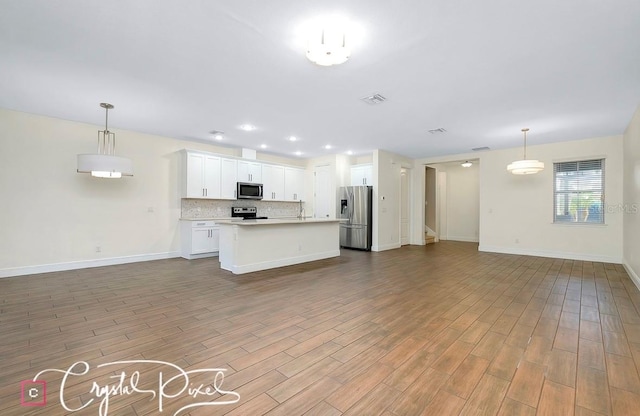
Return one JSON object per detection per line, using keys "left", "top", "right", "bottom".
{"left": 231, "top": 207, "right": 268, "bottom": 220}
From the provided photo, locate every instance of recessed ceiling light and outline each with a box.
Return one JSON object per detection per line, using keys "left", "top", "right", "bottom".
{"left": 238, "top": 124, "right": 256, "bottom": 132}
{"left": 294, "top": 151, "right": 303, "bottom": 156}
{"left": 260, "top": 144, "right": 267, "bottom": 149}
{"left": 324, "top": 144, "right": 332, "bottom": 150}
{"left": 209, "top": 130, "right": 224, "bottom": 140}
{"left": 288, "top": 136, "right": 298, "bottom": 142}
{"left": 346, "top": 150, "right": 353, "bottom": 155}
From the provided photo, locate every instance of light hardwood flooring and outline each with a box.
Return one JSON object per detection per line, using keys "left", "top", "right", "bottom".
{"left": 2, "top": 242, "right": 640, "bottom": 415}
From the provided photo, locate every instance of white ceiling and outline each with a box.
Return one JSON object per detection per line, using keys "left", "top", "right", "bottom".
{"left": 1, "top": 0, "right": 639, "bottom": 159}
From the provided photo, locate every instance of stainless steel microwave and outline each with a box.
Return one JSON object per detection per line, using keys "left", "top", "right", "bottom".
{"left": 237, "top": 182, "right": 263, "bottom": 200}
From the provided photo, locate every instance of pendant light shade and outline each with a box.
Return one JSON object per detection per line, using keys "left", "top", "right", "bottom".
{"left": 507, "top": 128, "right": 544, "bottom": 175}
{"left": 77, "top": 103, "right": 133, "bottom": 178}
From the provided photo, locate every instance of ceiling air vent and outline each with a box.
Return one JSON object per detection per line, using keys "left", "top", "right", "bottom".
{"left": 472, "top": 146, "right": 491, "bottom": 151}
{"left": 427, "top": 128, "right": 447, "bottom": 134}
{"left": 360, "top": 94, "right": 387, "bottom": 105}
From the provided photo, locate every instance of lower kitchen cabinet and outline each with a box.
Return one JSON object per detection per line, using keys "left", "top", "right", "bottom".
{"left": 180, "top": 220, "right": 220, "bottom": 259}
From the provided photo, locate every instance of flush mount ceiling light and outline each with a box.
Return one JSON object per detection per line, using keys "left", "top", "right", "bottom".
{"left": 288, "top": 136, "right": 298, "bottom": 142}
{"left": 507, "top": 128, "right": 545, "bottom": 175}
{"left": 77, "top": 103, "right": 133, "bottom": 179}
{"left": 260, "top": 144, "right": 268, "bottom": 149}
{"left": 461, "top": 161, "right": 473, "bottom": 168}
{"left": 305, "top": 17, "right": 351, "bottom": 66}
{"left": 324, "top": 144, "right": 332, "bottom": 150}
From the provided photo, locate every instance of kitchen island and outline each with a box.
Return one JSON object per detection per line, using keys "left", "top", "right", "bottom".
{"left": 217, "top": 218, "right": 341, "bottom": 274}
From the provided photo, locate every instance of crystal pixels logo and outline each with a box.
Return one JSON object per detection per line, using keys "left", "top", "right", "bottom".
{"left": 20, "top": 379, "right": 47, "bottom": 406}
{"left": 21, "top": 360, "right": 240, "bottom": 416}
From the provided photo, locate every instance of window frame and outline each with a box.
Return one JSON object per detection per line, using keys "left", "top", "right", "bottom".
{"left": 553, "top": 159, "right": 605, "bottom": 225}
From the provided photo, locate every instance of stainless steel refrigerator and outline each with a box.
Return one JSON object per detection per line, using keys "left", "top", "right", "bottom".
{"left": 338, "top": 186, "right": 373, "bottom": 250}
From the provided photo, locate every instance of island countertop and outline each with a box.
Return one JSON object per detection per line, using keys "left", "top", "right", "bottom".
{"left": 216, "top": 218, "right": 341, "bottom": 226}
{"left": 218, "top": 218, "right": 340, "bottom": 274}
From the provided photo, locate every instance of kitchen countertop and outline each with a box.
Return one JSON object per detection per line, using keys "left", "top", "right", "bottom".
{"left": 216, "top": 218, "right": 341, "bottom": 225}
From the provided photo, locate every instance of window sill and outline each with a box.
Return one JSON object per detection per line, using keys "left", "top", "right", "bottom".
{"left": 552, "top": 222, "right": 607, "bottom": 227}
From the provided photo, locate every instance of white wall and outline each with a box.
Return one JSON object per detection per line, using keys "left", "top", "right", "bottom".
{"left": 0, "top": 108, "right": 303, "bottom": 277}
{"left": 478, "top": 135, "right": 623, "bottom": 262}
{"left": 431, "top": 162, "right": 479, "bottom": 242}
{"left": 623, "top": 106, "right": 640, "bottom": 288}
{"left": 373, "top": 149, "right": 414, "bottom": 251}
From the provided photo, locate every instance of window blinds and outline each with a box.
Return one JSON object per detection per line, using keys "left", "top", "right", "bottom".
{"left": 553, "top": 159, "right": 604, "bottom": 223}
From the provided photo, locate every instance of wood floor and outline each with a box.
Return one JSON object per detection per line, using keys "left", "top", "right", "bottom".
{"left": 2, "top": 242, "right": 640, "bottom": 415}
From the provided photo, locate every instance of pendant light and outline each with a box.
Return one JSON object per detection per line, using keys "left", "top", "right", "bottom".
{"left": 77, "top": 103, "right": 133, "bottom": 178}
{"left": 507, "top": 128, "right": 544, "bottom": 175}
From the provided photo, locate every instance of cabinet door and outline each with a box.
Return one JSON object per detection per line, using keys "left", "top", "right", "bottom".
{"left": 238, "top": 161, "right": 262, "bottom": 183}
{"left": 351, "top": 165, "right": 373, "bottom": 186}
{"left": 263, "top": 165, "right": 285, "bottom": 200}
{"left": 203, "top": 155, "right": 221, "bottom": 199}
{"left": 186, "top": 153, "right": 205, "bottom": 198}
{"left": 191, "top": 228, "right": 212, "bottom": 254}
{"left": 285, "top": 167, "right": 305, "bottom": 201}
{"left": 221, "top": 158, "right": 238, "bottom": 199}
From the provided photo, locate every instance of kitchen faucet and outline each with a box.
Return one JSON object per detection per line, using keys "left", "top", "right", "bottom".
{"left": 298, "top": 200, "right": 305, "bottom": 220}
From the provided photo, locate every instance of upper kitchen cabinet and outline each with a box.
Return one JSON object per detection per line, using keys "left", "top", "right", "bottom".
{"left": 183, "top": 151, "right": 221, "bottom": 199}
{"left": 237, "top": 161, "right": 262, "bottom": 183}
{"left": 262, "top": 164, "right": 285, "bottom": 201}
{"left": 220, "top": 158, "right": 238, "bottom": 199}
{"left": 285, "top": 167, "right": 305, "bottom": 201}
{"left": 351, "top": 164, "right": 373, "bottom": 186}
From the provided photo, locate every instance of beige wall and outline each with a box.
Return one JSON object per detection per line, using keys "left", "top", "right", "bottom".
{"left": 478, "top": 135, "right": 623, "bottom": 262}
{"left": 623, "top": 106, "right": 640, "bottom": 287}
{"left": 416, "top": 135, "right": 624, "bottom": 262}
{"left": 373, "top": 149, "right": 414, "bottom": 251}
{"left": 431, "top": 161, "right": 480, "bottom": 242}
{"left": 0, "top": 108, "right": 303, "bottom": 276}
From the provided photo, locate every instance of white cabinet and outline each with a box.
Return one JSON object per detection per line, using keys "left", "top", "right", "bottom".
{"left": 180, "top": 220, "right": 219, "bottom": 259}
{"left": 262, "top": 164, "right": 285, "bottom": 200}
{"left": 351, "top": 164, "right": 373, "bottom": 186}
{"left": 285, "top": 167, "right": 305, "bottom": 201}
{"left": 221, "top": 158, "right": 238, "bottom": 199}
{"left": 237, "top": 161, "right": 262, "bottom": 183}
{"left": 184, "top": 152, "right": 221, "bottom": 199}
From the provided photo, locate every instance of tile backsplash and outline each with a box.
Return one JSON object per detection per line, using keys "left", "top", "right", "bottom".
{"left": 181, "top": 199, "right": 304, "bottom": 219}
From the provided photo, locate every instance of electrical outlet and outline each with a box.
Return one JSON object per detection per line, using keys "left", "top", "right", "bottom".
{"left": 95, "top": 246, "right": 102, "bottom": 253}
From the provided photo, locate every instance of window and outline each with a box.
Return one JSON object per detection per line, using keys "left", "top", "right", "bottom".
{"left": 554, "top": 159, "right": 604, "bottom": 223}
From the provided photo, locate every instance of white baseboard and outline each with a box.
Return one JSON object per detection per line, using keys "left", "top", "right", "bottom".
{"left": 478, "top": 245, "right": 622, "bottom": 264}
{"left": 221, "top": 250, "right": 340, "bottom": 274}
{"left": 447, "top": 235, "right": 479, "bottom": 243}
{"left": 0, "top": 251, "right": 181, "bottom": 279}
{"left": 623, "top": 259, "right": 640, "bottom": 292}
{"left": 372, "top": 242, "right": 402, "bottom": 252}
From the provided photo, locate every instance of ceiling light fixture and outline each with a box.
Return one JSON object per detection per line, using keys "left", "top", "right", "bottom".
{"left": 238, "top": 124, "right": 256, "bottom": 132}
{"left": 260, "top": 144, "right": 267, "bottom": 149}
{"left": 294, "top": 151, "right": 303, "bottom": 156}
{"left": 77, "top": 103, "right": 133, "bottom": 179}
{"left": 288, "top": 136, "right": 298, "bottom": 142}
{"left": 461, "top": 161, "right": 472, "bottom": 168}
{"left": 346, "top": 150, "right": 353, "bottom": 155}
{"left": 507, "top": 128, "right": 545, "bottom": 175}
{"left": 305, "top": 18, "right": 351, "bottom": 66}
{"left": 324, "top": 144, "right": 332, "bottom": 150}
{"left": 210, "top": 130, "right": 224, "bottom": 141}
